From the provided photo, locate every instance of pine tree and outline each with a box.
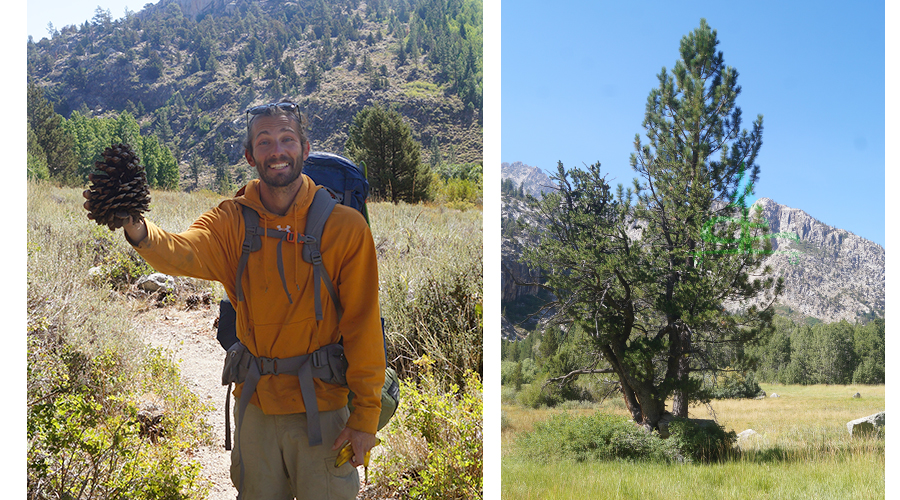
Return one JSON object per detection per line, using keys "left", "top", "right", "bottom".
{"left": 428, "top": 136, "right": 442, "bottom": 169}
{"left": 156, "top": 145, "right": 180, "bottom": 190}
{"left": 147, "top": 49, "right": 164, "bottom": 79}
{"left": 512, "top": 361, "right": 524, "bottom": 391}
{"left": 140, "top": 134, "right": 162, "bottom": 188}
{"left": 27, "top": 124, "right": 50, "bottom": 180}
{"left": 187, "top": 54, "right": 201, "bottom": 74}
{"left": 211, "top": 134, "right": 232, "bottom": 195}
{"left": 630, "top": 18, "right": 770, "bottom": 417}
{"left": 522, "top": 20, "right": 781, "bottom": 432}
{"left": 345, "top": 103, "right": 430, "bottom": 203}
{"left": 27, "top": 81, "right": 77, "bottom": 184}
{"left": 189, "top": 153, "right": 203, "bottom": 189}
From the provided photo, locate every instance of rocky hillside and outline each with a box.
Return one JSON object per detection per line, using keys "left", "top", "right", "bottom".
{"left": 500, "top": 161, "right": 556, "bottom": 197}
{"left": 501, "top": 195, "right": 540, "bottom": 303}
{"left": 500, "top": 168, "right": 885, "bottom": 330}
{"left": 737, "top": 197, "right": 885, "bottom": 324}
{"left": 27, "top": 0, "right": 483, "bottom": 186}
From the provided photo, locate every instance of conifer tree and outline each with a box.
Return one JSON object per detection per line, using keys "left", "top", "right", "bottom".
{"left": 189, "top": 153, "right": 203, "bottom": 189}
{"left": 114, "top": 111, "right": 141, "bottom": 149}
{"left": 27, "top": 124, "right": 50, "bottom": 180}
{"left": 522, "top": 20, "right": 781, "bottom": 432}
{"left": 345, "top": 103, "right": 430, "bottom": 203}
{"left": 157, "top": 147, "right": 179, "bottom": 190}
{"left": 630, "top": 18, "right": 772, "bottom": 417}
{"left": 27, "top": 81, "right": 77, "bottom": 184}
{"left": 140, "top": 134, "right": 162, "bottom": 187}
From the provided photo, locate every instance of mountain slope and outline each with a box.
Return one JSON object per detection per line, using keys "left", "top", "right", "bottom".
{"left": 740, "top": 197, "right": 884, "bottom": 323}
{"left": 27, "top": 0, "right": 483, "bottom": 186}
{"left": 500, "top": 161, "right": 556, "bottom": 197}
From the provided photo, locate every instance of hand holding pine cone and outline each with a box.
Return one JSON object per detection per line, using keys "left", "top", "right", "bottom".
{"left": 84, "top": 143, "right": 151, "bottom": 230}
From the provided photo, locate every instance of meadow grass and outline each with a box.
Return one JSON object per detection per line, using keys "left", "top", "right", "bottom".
{"left": 501, "top": 384, "right": 884, "bottom": 499}
{"left": 370, "top": 201, "right": 483, "bottom": 386}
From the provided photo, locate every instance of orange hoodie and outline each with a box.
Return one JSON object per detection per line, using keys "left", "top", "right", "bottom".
{"left": 130, "top": 175, "right": 385, "bottom": 434}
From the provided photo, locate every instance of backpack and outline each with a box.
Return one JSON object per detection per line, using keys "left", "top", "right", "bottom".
{"left": 218, "top": 151, "right": 399, "bottom": 451}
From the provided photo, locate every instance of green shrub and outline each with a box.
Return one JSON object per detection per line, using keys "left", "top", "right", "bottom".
{"left": 515, "top": 413, "right": 736, "bottom": 465}
{"left": 517, "top": 379, "right": 557, "bottom": 409}
{"left": 500, "top": 361, "right": 519, "bottom": 386}
{"left": 428, "top": 164, "right": 483, "bottom": 208}
{"left": 517, "top": 373, "right": 587, "bottom": 409}
{"left": 26, "top": 343, "right": 210, "bottom": 499}
{"left": 707, "top": 369, "right": 764, "bottom": 399}
{"left": 372, "top": 359, "right": 482, "bottom": 499}
{"left": 500, "top": 410, "right": 511, "bottom": 431}
{"left": 27, "top": 390, "right": 206, "bottom": 500}
{"left": 515, "top": 413, "right": 679, "bottom": 463}
{"left": 87, "top": 225, "right": 155, "bottom": 290}
{"left": 501, "top": 385, "right": 518, "bottom": 404}
{"left": 666, "top": 418, "right": 737, "bottom": 462}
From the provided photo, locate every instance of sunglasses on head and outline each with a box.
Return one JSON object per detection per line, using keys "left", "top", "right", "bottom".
{"left": 245, "top": 101, "right": 302, "bottom": 134}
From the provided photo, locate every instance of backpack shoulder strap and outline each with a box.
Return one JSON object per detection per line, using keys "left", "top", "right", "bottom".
{"left": 235, "top": 204, "right": 262, "bottom": 302}
{"left": 303, "top": 188, "right": 342, "bottom": 322}
{"left": 235, "top": 203, "right": 296, "bottom": 304}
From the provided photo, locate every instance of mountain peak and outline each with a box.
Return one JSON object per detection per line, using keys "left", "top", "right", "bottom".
{"left": 501, "top": 161, "right": 557, "bottom": 197}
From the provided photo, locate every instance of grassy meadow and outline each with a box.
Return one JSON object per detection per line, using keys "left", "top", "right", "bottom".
{"left": 27, "top": 180, "right": 483, "bottom": 499}
{"left": 501, "top": 384, "right": 884, "bottom": 499}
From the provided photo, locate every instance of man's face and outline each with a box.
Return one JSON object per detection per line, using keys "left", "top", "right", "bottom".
{"left": 244, "top": 114, "right": 309, "bottom": 188}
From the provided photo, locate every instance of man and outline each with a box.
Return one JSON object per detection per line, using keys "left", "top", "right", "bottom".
{"left": 84, "top": 100, "right": 384, "bottom": 500}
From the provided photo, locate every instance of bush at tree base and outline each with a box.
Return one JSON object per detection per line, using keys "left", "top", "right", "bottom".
{"left": 516, "top": 412, "right": 736, "bottom": 464}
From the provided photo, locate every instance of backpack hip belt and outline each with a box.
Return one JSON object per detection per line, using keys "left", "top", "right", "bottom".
{"left": 222, "top": 340, "right": 348, "bottom": 499}
{"left": 222, "top": 340, "right": 348, "bottom": 448}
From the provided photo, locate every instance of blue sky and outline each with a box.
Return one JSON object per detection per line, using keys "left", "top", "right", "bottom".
{"left": 502, "top": 0, "right": 886, "bottom": 248}
{"left": 27, "top": 0, "right": 155, "bottom": 41}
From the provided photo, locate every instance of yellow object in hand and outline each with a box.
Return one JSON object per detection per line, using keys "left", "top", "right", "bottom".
{"left": 334, "top": 438, "right": 380, "bottom": 468}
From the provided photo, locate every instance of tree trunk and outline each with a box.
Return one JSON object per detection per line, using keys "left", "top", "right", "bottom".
{"left": 671, "top": 322, "right": 691, "bottom": 417}
{"left": 604, "top": 344, "right": 667, "bottom": 430}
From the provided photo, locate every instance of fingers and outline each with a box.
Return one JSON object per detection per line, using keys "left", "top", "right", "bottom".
{"left": 332, "top": 427, "right": 353, "bottom": 451}
{"left": 349, "top": 440, "right": 365, "bottom": 467}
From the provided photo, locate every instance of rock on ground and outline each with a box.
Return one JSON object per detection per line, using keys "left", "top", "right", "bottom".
{"left": 846, "top": 411, "right": 885, "bottom": 437}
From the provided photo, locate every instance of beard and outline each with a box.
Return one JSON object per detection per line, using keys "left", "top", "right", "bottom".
{"left": 257, "top": 155, "right": 303, "bottom": 188}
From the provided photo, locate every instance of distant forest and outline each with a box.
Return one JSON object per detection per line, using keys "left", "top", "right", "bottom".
{"left": 502, "top": 315, "right": 885, "bottom": 407}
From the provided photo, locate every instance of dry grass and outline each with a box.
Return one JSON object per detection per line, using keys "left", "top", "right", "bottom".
{"left": 501, "top": 383, "right": 885, "bottom": 499}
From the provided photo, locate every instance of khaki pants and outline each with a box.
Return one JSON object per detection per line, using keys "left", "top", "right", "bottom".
{"left": 230, "top": 403, "right": 359, "bottom": 500}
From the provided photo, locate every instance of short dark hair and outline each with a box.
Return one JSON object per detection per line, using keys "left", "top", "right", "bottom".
{"left": 243, "top": 99, "right": 309, "bottom": 156}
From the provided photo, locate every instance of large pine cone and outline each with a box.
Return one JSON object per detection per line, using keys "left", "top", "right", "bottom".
{"left": 86, "top": 143, "right": 151, "bottom": 230}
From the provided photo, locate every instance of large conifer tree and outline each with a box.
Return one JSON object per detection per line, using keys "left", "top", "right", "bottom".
{"left": 522, "top": 20, "right": 782, "bottom": 432}
{"left": 631, "top": 18, "right": 773, "bottom": 417}
{"left": 345, "top": 103, "right": 430, "bottom": 203}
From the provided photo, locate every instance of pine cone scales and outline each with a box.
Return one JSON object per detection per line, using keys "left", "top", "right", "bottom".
{"left": 87, "top": 143, "right": 151, "bottom": 230}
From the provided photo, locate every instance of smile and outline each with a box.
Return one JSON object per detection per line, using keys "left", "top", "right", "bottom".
{"left": 269, "top": 162, "right": 291, "bottom": 171}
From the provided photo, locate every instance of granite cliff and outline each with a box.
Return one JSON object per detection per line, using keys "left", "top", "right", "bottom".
{"left": 501, "top": 162, "right": 557, "bottom": 197}
{"left": 737, "top": 197, "right": 885, "bottom": 323}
